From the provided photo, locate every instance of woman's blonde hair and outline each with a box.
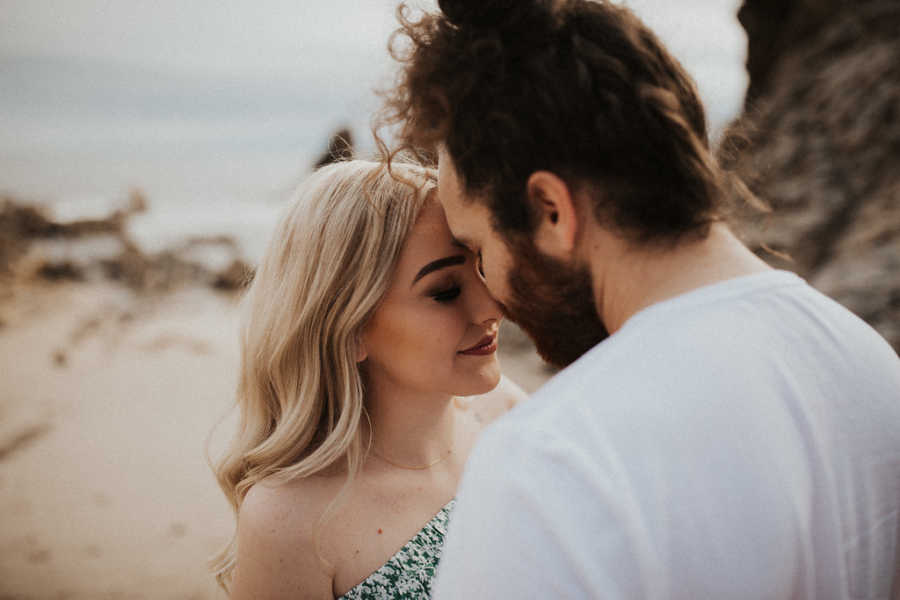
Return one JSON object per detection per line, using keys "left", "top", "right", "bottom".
{"left": 210, "top": 159, "right": 434, "bottom": 590}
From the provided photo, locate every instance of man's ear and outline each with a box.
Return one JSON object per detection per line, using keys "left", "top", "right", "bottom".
{"left": 527, "top": 171, "right": 578, "bottom": 259}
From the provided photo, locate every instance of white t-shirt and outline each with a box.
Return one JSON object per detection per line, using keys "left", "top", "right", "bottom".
{"left": 434, "top": 270, "right": 900, "bottom": 599}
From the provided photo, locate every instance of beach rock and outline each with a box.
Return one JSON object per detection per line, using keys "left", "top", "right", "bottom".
{"left": 313, "top": 127, "right": 355, "bottom": 169}
{"left": 738, "top": 0, "right": 852, "bottom": 106}
{"left": 213, "top": 259, "right": 254, "bottom": 291}
{"left": 723, "top": 0, "right": 900, "bottom": 351}
{"left": 0, "top": 193, "right": 256, "bottom": 296}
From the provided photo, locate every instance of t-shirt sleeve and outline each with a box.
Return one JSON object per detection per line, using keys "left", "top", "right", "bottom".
{"left": 433, "top": 422, "right": 654, "bottom": 599}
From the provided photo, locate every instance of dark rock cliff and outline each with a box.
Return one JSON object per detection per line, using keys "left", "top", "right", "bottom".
{"left": 722, "top": 0, "right": 900, "bottom": 350}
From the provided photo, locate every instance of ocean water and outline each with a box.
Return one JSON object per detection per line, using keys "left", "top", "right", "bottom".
{"left": 0, "top": 0, "right": 748, "bottom": 265}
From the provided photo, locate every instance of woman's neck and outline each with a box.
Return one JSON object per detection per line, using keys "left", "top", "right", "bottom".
{"left": 364, "top": 375, "right": 458, "bottom": 467}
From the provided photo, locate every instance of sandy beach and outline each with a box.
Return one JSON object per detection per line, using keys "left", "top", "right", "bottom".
{"left": 1, "top": 281, "right": 239, "bottom": 599}
{"left": 0, "top": 273, "right": 551, "bottom": 599}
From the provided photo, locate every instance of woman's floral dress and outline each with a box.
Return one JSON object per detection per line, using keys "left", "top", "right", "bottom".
{"left": 338, "top": 500, "right": 455, "bottom": 600}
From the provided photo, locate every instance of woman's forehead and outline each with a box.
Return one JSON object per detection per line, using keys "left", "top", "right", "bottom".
{"left": 396, "top": 201, "right": 458, "bottom": 275}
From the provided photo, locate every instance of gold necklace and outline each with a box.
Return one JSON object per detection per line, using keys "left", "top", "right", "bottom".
{"left": 372, "top": 448, "right": 453, "bottom": 470}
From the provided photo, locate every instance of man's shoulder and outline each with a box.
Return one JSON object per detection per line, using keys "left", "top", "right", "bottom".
{"left": 502, "top": 330, "right": 659, "bottom": 424}
{"left": 478, "top": 268, "right": 900, "bottom": 468}
{"left": 473, "top": 346, "right": 628, "bottom": 466}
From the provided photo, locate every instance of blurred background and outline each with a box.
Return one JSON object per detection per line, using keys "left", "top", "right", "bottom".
{"left": 1, "top": 0, "right": 746, "bottom": 262}
{"left": 1, "top": 0, "right": 897, "bottom": 598}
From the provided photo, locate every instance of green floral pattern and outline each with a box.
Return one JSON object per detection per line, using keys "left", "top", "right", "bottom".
{"left": 338, "top": 500, "right": 455, "bottom": 600}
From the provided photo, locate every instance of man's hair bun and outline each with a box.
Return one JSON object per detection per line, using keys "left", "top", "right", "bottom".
{"left": 437, "top": 0, "right": 541, "bottom": 29}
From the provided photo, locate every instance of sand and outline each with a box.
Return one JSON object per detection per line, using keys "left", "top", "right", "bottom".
{"left": 1, "top": 282, "right": 240, "bottom": 599}
{"left": 0, "top": 280, "right": 550, "bottom": 599}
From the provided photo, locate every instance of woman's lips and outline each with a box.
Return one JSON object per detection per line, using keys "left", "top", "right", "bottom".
{"left": 459, "top": 334, "right": 498, "bottom": 356}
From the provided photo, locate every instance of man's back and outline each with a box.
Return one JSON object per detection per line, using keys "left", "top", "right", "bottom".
{"left": 434, "top": 270, "right": 900, "bottom": 598}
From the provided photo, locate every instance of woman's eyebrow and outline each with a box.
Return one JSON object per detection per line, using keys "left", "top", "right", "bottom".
{"left": 412, "top": 255, "right": 466, "bottom": 286}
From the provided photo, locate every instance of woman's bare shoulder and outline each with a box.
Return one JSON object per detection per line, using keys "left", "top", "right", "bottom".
{"left": 466, "top": 375, "right": 529, "bottom": 426}
{"left": 243, "top": 471, "right": 344, "bottom": 519}
{"left": 230, "top": 474, "right": 342, "bottom": 599}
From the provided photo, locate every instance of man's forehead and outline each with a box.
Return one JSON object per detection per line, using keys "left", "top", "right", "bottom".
{"left": 451, "top": 233, "right": 475, "bottom": 250}
{"left": 435, "top": 147, "right": 488, "bottom": 244}
{"left": 436, "top": 150, "right": 458, "bottom": 193}
{"left": 443, "top": 205, "right": 483, "bottom": 252}
{"left": 435, "top": 158, "right": 464, "bottom": 215}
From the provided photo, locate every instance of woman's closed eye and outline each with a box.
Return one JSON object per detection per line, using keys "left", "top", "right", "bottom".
{"left": 430, "top": 285, "right": 462, "bottom": 303}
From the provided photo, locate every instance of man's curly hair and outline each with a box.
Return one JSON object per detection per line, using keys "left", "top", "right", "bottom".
{"left": 376, "top": 0, "right": 735, "bottom": 244}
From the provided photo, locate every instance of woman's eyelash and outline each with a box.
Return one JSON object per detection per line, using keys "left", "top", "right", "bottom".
{"left": 431, "top": 285, "right": 461, "bottom": 303}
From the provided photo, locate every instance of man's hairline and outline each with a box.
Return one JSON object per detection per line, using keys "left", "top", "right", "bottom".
{"left": 440, "top": 148, "right": 717, "bottom": 252}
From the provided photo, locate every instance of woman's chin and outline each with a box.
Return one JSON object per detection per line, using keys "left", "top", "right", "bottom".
{"left": 453, "top": 360, "right": 502, "bottom": 397}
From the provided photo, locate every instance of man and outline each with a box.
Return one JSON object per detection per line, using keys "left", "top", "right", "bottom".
{"left": 380, "top": 0, "right": 900, "bottom": 597}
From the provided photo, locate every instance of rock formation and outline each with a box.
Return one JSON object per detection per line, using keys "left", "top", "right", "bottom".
{"left": 722, "top": 0, "right": 900, "bottom": 350}
{"left": 313, "top": 127, "right": 355, "bottom": 169}
{"left": 0, "top": 125, "right": 363, "bottom": 297}
{"left": 0, "top": 192, "right": 252, "bottom": 295}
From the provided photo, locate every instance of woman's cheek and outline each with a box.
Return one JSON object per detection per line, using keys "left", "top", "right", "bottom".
{"left": 420, "top": 308, "right": 463, "bottom": 356}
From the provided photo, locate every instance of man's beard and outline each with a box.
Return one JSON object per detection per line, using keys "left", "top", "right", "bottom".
{"left": 502, "top": 237, "right": 609, "bottom": 368}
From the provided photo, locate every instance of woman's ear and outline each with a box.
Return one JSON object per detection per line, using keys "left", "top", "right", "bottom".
{"left": 527, "top": 171, "right": 579, "bottom": 260}
{"left": 355, "top": 338, "right": 367, "bottom": 363}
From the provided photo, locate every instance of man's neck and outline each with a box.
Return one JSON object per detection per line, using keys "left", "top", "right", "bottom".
{"left": 587, "top": 222, "right": 771, "bottom": 334}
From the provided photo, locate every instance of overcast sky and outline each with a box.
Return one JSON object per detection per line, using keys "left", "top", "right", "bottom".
{"left": 0, "top": 0, "right": 747, "bottom": 156}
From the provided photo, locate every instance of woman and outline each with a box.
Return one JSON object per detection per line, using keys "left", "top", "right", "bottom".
{"left": 211, "top": 159, "right": 525, "bottom": 599}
